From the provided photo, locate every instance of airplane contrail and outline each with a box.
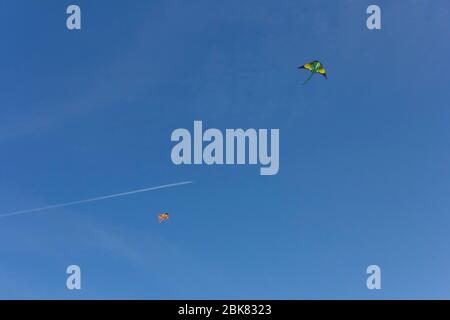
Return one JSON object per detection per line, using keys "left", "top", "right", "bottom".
{"left": 0, "top": 181, "right": 192, "bottom": 219}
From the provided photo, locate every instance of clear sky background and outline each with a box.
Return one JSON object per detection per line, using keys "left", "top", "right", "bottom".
{"left": 1, "top": 0, "right": 450, "bottom": 299}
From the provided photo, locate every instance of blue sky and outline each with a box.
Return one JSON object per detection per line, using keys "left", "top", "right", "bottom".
{"left": 1, "top": 0, "right": 450, "bottom": 299}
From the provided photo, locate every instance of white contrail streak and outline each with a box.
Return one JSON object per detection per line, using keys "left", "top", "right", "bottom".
{"left": 0, "top": 181, "right": 192, "bottom": 219}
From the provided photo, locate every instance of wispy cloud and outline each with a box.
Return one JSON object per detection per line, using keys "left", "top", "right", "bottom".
{"left": 0, "top": 181, "right": 192, "bottom": 219}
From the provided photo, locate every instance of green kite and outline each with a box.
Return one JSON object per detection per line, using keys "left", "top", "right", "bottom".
{"left": 298, "top": 60, "right": 327, "bottom": 85}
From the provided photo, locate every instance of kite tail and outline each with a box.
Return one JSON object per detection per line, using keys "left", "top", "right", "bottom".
{"left": 302, "top": 72, "right": 314, "bottom": 85}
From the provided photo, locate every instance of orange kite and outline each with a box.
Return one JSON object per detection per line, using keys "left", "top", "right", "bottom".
{"left": 158, "top": 212, "right": 169, "bottom": 223}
